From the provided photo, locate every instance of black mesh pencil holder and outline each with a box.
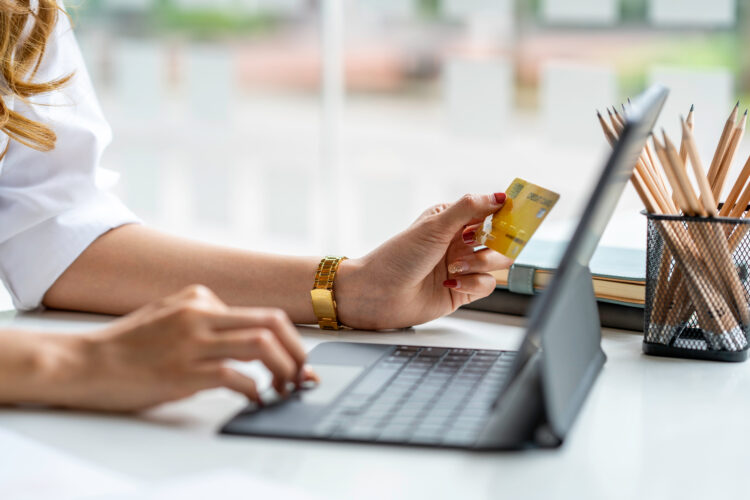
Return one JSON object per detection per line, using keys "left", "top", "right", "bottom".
{"left": 644, "top": 212, "right": 750, "bottom": 362}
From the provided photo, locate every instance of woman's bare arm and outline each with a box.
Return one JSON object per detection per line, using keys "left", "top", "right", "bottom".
{"left": 43, "top": 193, "right": 513, "bottom": 330}
{"left": 1, "top": 286, "right": 317, "bottom": 410}
{"left": 43, "top": 224, "right": 324, "bottom": 324}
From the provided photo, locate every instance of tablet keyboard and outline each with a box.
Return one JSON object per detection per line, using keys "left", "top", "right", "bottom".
{"left": 313, "top": 346, "right": 515, "bottom": 446}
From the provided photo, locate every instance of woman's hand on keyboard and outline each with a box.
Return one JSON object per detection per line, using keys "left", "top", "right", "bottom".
{"left": 17, "top": 285, "right": 318, "bottom": 411}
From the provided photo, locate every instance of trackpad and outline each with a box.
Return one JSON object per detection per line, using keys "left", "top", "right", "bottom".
{"left": 302, "top": 365, "right": 364, "bottom": 406}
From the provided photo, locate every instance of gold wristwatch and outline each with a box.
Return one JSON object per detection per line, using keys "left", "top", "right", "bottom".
{"left": 311, "top": 256, "right": 348, "bottom": 330}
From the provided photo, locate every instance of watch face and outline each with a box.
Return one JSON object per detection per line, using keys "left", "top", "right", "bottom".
{"left": 311, "top": 288, "right": 337, "bottom": 319}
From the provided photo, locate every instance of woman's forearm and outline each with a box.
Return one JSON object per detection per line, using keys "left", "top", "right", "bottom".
{"left": 0, "top": 330, "right": 88, "bottom": 406}
{"left": 42, "top": 224, "right": 331, "bottom": 323}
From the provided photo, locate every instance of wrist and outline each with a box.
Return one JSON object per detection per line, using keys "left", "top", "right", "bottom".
{"left": 3, "top": 332, "right": 96, "bottom": 407}
{"left": 335, "top": 257, "right": 381, "bottom": 330}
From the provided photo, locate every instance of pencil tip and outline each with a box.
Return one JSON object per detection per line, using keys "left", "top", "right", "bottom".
{"left": 596, "top": 109, "right": 601, "bottom": 117}
{"left": 689, "top": 104, "right": 694, "bottom": 112}
{"left": 607, "top": 108, "right": 612, "bottom": 116}
{"left": 737, "top": 99, "right": 741, "bottom": 108}
{"left": 627, "top": 97, "right": 632, "bottom": 104}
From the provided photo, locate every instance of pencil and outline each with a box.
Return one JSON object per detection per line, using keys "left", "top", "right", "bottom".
{"left": 680, "top": 117, "right": 718, "bottom": 216}
{"left": 707, "top": 101, "right": 740, "bottom": 186}
{"left": 679, "top": 104, "right": 695, "bottom": 165}
{"left": 727, "top": 155, "right": 750, "bottom": 219}
{"left": 711, "top": 109, "right": 747, "bottom": 201}
{"left": 606, "top": 110, "right": 673, "bottom": 211}
{"left": 719, "top": 150, "right": 750, "bottom": 217}
{"left": 662, "top": 131, "right": 704, "bottom": 216}
{"left": 659, "top": 132, "right": 747, "bottom": 344}
{"left": 595, "top": 101, "right": 748, "bottom": 350}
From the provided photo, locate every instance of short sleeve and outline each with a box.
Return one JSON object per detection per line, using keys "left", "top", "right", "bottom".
{"left": 0, "top": 3, "right": 140, "bottom": 310}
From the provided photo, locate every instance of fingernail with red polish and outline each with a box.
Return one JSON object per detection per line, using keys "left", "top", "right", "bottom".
{"left": 462, "top": 230, "right": 476, "bottom": 245}
{"left": 494, "top": 192, "right": 507, "bottom": 204}
{"left": 443, "top": 279, "right": 460, "bottom": 289}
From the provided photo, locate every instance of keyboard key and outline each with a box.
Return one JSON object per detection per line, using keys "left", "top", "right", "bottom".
{"left": 420, "top": 416, "right": 449, "bottom": 429}
{"left": 402, "top": 366, "right": 430, "bottom": 374}
{"left": 417, "top": 347, "right": 449, "bottom": 357}
{"left": 421, "top": 374, "right": 450, "bottom": 383}
{"left": 392, "top": 350, "right": 417, "bottom": 357}
{"left": 385, "top": 359, "right": 410, "bottom": 367}
{"left": 434, "top": 366, "right": 460, "bottom": 374}
{"left": 439, "top": 359, "right": 464, "bottom": 366}
{"left": 389, "top": 415, "right": 419, "bottom": 427}
{"left": 444, "top": 355, "right": 471, "bottom": 363}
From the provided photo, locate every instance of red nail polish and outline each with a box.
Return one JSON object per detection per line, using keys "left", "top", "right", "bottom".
{"left": 443, "top": 279, "right": 458, "bottom": 288}
{"left": 463, "top": 230, "right": 476, "bottom": 245}
{"left": 494, "top": 192, "right": 506, "bottom": 204}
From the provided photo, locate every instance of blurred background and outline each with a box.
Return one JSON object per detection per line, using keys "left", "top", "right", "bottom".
{"left": 5, "top": 0, "right": 750, "bottom": 310}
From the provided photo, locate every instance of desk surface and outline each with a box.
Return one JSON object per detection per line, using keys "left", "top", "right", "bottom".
{"left": 1, "top": 308, "right": 748, "bottom": 500}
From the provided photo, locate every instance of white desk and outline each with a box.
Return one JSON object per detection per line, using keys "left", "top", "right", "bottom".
{"left": 1, "top": 308, "right": 749, "bottom": 500}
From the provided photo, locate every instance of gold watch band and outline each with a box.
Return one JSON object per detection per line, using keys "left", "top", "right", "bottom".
{"left": 311, "top": 256, "right": 348, "bottom": 330}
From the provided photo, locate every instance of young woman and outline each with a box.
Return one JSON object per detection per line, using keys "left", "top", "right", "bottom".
{"left": 0, "top": 1, "right": 512, "bottom": 410}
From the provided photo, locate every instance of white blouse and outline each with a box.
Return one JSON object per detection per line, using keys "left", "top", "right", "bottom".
{"left": 0, "top": 4, "right": 139, "bottom": 310}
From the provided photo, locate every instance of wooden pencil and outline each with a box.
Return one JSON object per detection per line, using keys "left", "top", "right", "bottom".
{"left": 679, "top": 104, "right": 695, "bottom": 165}
{"left": 719, "top": 152, "right": 750, "bottom": 217}
{"left": 596, "top": 101, "right": 748, "bottom": 349}
{"left": 662, "top": 131, "right": 704, "bottom": 215}
{"left": 707, "top": 101, "right": 740, "bottom": 186}
{"left": 666, "top": 132, "right": 750, "bottom": 323}
{"left": 680, "top": 118, "right": 718, "bottom": 215}
{"left": 610, "top": 109, "right": 674, "bottom": 209}
{"left": 659, "top": 134, "right": 746, "bottom": 345}
{"left": 727, "top": 155, "right": 750, "bottom": 219}
{"left": 608, "top": 112, "right": 673, "bottom": 211}
{"left": 711, "top": 109, "right": 747, "bottom": 201}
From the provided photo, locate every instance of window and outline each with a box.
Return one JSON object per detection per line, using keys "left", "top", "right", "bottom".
{"left": 1, "top": 0, "right": 747, "bottom": 310}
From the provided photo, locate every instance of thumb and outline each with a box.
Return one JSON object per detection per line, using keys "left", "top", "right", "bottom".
{"left": 437, "top": 193, "right": 507, "bottom": 235}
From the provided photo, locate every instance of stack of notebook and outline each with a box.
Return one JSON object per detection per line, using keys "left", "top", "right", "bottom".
{"left": 464, "top": 239, "right": 646, "bottom": 331}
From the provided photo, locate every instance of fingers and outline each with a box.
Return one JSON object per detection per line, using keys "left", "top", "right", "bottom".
{"left": 202, "top": 363, "right": 317, "bottom": 405}
{"left": 302, "top": 365, "right": 320, "bottom": 384}
{"left": 126, "top": 284, "right": 227, "bottom": 325}
{"left": 447, "top": 248, "right": 513, "bottom": 276}
{"left": 461, "top": 223, "right": 482, "bottom": 246}
{"left": 158, "top": 284, "right": 226, "bottom": 312}
{"left": 205, "top": 308, "right": 307, "bottom": 373}
{"left": 208, "top": 365, "right": 261, "bottom": 402}
{"left": 435, "top": 193, "right": 506, "bottom": 235}
{"left": 443, "top": 273, "right": 497, "bottom": 298}
{"left": 211, "top": 328, "right": 298, "bottom": 394}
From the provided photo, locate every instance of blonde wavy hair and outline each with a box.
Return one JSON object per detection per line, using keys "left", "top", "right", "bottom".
{"left": 0, "top": 0, "right": 70, "bottom": 158}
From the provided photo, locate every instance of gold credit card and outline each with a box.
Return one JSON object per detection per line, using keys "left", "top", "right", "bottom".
{"left": 478, "top": 178, "right": 560, "bottom": 258}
